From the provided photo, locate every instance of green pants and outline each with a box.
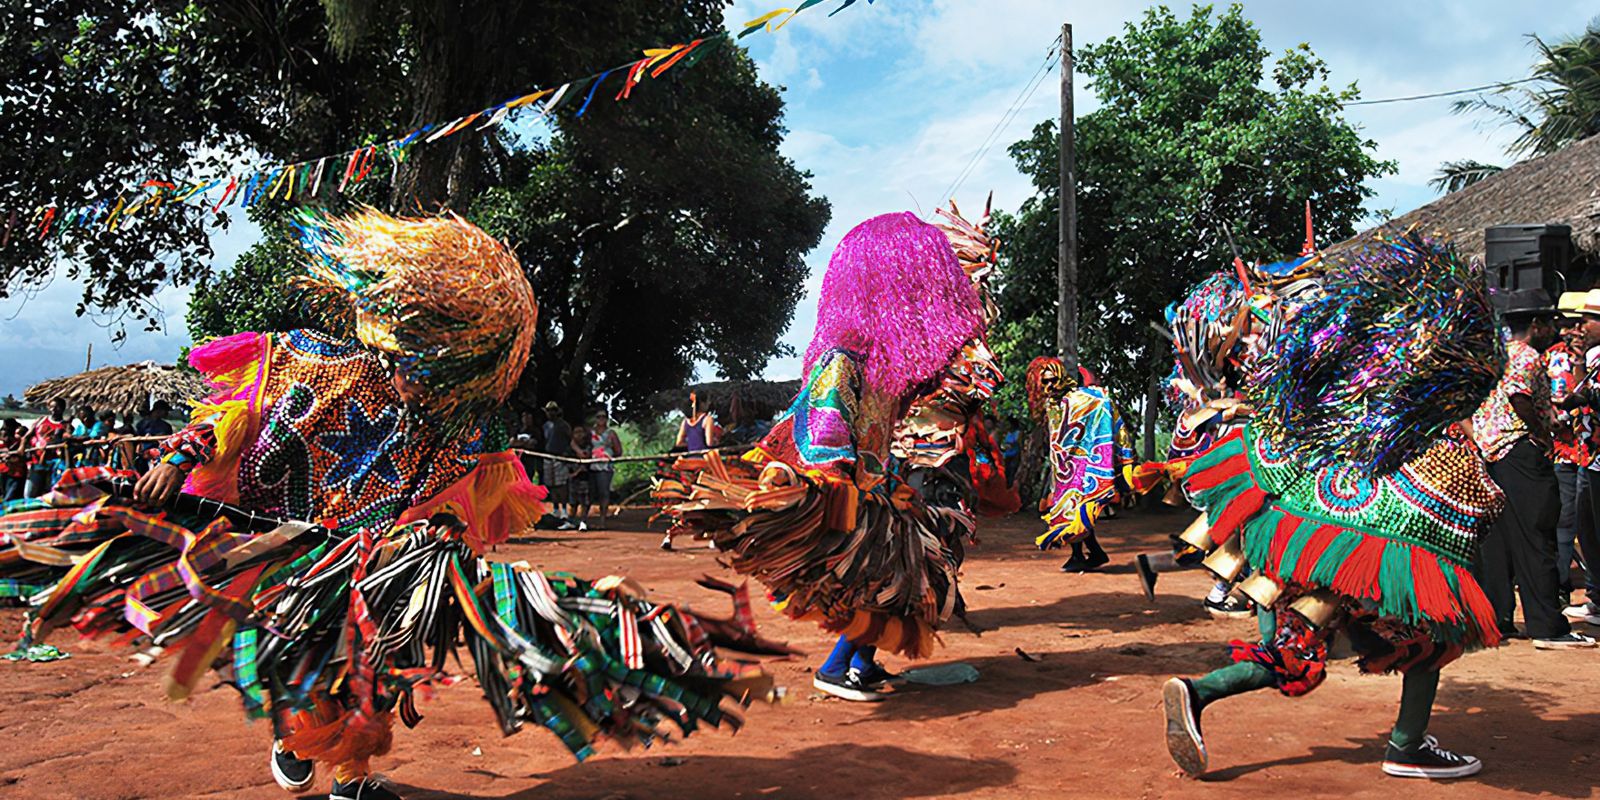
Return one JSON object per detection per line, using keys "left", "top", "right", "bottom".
{"left": 1189, "top": 608, "right": 1438, "bottom": 750}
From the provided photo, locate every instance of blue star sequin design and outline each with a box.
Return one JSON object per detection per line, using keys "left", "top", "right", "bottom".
{"left": 317, "top": 399, "right": 405, "bottom": 497}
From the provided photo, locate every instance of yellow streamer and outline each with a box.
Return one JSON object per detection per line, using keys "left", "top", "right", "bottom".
{"left": 505, "top": 89, "right": 554, "bottom": 109}
{"left": 742, "top": 8, "right": 794, "bottom": 31}
{"left": 643, "top": 44, "right": 684, "bottom": 68}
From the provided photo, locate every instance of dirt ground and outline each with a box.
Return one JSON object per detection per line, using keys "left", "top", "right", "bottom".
{"left": 2, "top": 507, "right": 1598, "bottom": 800}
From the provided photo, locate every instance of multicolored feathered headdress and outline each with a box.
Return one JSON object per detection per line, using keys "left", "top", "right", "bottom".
{"left": 1025, "top": 356, "right": 1073, "bottom": 423}
{"left": 1249, "top": 229, "right": 1504, "bottom": 474}
{"left": 1163, "top": 271, "right": 1250, "bottom": 406}
{"left": 296, "top": 208, "right": 536, "bottom": 424}
{"left": 803, "top": 212, "right": 986, "bottom": 399}
{"left": 934, "top": 195, "right": 1000, "bottom": 325}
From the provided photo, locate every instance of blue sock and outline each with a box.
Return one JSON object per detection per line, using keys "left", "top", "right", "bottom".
{"left": 849, "top": 645, "right": 878, "bottom": 672}
{"left": 818, "top": 635, "right": 856, "bottom": 677}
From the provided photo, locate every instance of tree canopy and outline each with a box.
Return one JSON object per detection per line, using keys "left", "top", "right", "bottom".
{"left": 988, "top": 4, "right": 1394, "bottom": 425}
{"left": 12, "top": 0, "right": 829, "bottom": 413}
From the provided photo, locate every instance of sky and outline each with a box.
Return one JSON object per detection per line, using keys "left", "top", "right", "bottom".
{"left": 3, "top": 0, "right": 1595, "bottom": 398}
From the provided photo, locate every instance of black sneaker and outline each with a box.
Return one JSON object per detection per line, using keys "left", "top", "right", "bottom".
{"left": 270, "top": 739, "right": 315, "bottom": 793}
{"left": 660, "top": 534, "right": 674, "bottom": 551}
{"left": 812, "top": 667, "right": 887, "bottom": 702}
{"left": 1381, "top": 735, "right": 1482, "bottom": 779}
{"left": 856, "top": 661, "right": 902, "bottom": 689}
{"left": 1532, "top": 631, "right": 1597, "bottom": 650}
{"left": 1562, "top": 600, "right": 1600, "bottom": 621}
{"left": 1060, "top": 551, "right": 1110, "bottom": 573}
{"left": 1162, "top": 678, "right": 1207, "bottom": 777}
{"left": 1204, "top": 594, "right": 1254, "bottom": 620}
{"left": 1136, "top": 554, "right": 1159, "bottom": 603}
{"left": 330, "top": 777, "right": 404, "bottom": 800}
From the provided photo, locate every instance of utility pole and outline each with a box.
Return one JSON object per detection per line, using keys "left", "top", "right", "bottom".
{"left": 85, "top": 343, "right": 92, "bottom": 372}
{"left": 1057, "top": 23, "right": 1078, "bottom": 375}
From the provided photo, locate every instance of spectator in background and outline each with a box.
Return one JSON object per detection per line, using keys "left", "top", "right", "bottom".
{"left": 1, "top": 419, "right": 26, "bottom": 502}
{"left": 588, "top": 409, "right": 624, "bottom": 529}
{"left": 674, "top": 391, "right": 720, "bottom": 452}
{"left": 70, "top": 404, "right": 97, "bottom": 440}
{"left": 116, "top": 410, "right": 139, "bottom": 435}
{"left": 568, "top": 424, "right": 593, "bottom": 531}
{"left": 26, "top": 398, "right": 70, "bottom": 497}
{"left": 1547, "top": 307, "right": 1591, "bottom": 608}
{"left": 135, "top": 400, "right": 174, "bottom": 437}
{"left": 1471, "top": 289, "right": 1593, "bottom": 649}
{"left": 513, "top": 411, "right": 542, "bottom": 485}
{"left": 542, "top": 401, "right": 574, "bottom": 530}
{"left": 1559, "top": 291, "right": 1600, "bottom": 624}
{"left": 1001, "top": 416, "right": 1022, "bottom": 487}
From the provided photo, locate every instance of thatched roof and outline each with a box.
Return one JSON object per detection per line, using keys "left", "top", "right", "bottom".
{"left": 650, "top": 379, "right": 800, "bottom": 422}
{"left": 25, "top": 361, "right": 207, "bottom": 414}
{"left": 1337, "top": 134, "right": 1600, "bottom": 263}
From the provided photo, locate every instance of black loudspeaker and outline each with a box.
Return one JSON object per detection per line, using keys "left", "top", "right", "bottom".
{"left": 1486, "top": 224, "right": 1573, "bottom": 293}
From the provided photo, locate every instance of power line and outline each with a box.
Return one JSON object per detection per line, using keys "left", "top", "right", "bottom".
{"left": 1341, "top": 76, "right": 1539, "bottom": 106}
{"left": 940, "top": 34, "right": 1062, "bottom": 205}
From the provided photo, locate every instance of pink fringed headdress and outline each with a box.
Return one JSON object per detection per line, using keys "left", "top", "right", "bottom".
{"left": 802, "top": 212, "right": 986, "bottom": 398}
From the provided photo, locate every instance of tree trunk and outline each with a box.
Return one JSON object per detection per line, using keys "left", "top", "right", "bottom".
{"left": 1143, "top": 370, "right": 1159, "bottom": 462}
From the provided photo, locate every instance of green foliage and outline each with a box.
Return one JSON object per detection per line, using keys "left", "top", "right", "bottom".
{"left": 185, "top": 211, "right": 321, "bottom": 343}
{"left": 611, "top": 417, "right": 679, "bottom": 500}
{"left": 1453, "top": 18, "right": 1600, "bottom": 158}
{"left": 140, "top": 0, "right": 825, "bottom": 413}
{"left": 990, "top": 3, "right": 1394, "bottom": 417}
{"left": 2, "top": 1, "right": 230, "bottom": 333}
{"left": 1429, "top": 159, "right": 1505, "bottom": 194}
{"left": 471, "top": 43, "right": 829, "bottom": 415}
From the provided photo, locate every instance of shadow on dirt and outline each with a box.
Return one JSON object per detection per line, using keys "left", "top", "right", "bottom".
{"left": 404, "top": 743, "right": 1020, "bottom": 800}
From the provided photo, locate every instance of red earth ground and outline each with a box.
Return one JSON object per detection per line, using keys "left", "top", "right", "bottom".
{"left": 2, "top": 508, "right": 1597, "bottom": 799}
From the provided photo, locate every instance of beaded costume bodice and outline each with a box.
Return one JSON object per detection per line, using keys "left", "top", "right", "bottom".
{"left": 222, "top": 330, "right": 499, "bottom": 533}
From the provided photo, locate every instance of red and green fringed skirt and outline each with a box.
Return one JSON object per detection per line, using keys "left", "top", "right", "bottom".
{"left": 1187, "top": 428, "right": 1502, "bottom": 655}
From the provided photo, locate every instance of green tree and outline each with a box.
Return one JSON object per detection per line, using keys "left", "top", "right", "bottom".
{"left": 22, "top": 1, "right": 829, "bottom": 414}
{"left": 1453, "top": 19, "right": 1600, "bottom": 158}
{"left": 185, "top": 213, "right": 321, "bottom": 341}
{"left": 991, "top": 4, "right": 1393, "bottom": 436}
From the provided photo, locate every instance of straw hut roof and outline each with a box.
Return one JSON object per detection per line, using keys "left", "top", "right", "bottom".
{"left": 25, "top": 361, "right": 207, "bottom": 414}
{"left": 650, "top": 379, "right": 801, "bottom": 422}
{"left": 1336, "top": 134, "right": 1600, "bottom": 262}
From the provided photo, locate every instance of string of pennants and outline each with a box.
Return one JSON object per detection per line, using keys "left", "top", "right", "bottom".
{"left": 0, "top": 0, "right": 874, "bottom": 248}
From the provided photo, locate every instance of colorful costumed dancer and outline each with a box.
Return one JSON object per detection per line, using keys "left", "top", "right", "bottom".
{"left": 1160, "top": 230, "right": 1506, "bottom": 780}
{"left": 1136, "top": 227, "right": 1326, "bottom": 616}
{"left": 1025, "top": 357, "right": 1138, "bottom": 572}
{"left": 0, "top": 210, "right": 773, "bottom": 800}
{"left": 897, "top": 198, "right": 1019, "bottom": 526}
{"left": 657, "top": 210, "right": 1000, "bottom": 702}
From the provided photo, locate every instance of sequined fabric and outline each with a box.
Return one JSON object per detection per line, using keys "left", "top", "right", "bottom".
{"left": 195, "top": 330, "right": 498, "bottom": 535}
{"left": 1244, "top": 425, "right": 1501, "bottom": 569}
{"left": 891, "top": 339, "right": 1004, "bottom": 469}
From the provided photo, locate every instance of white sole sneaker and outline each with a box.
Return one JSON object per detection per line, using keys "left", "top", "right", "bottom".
{"left": 1162, "top": 678, "right": 1208, "bottom": 777}
{"left": 1382, "top": 758, "right": 1483, "bottom": 779}
{"left": 1533, "top": 636, "right": 1598, "bottom": 650}
{"left": 812, "top": 673, "right": 886, "bottom": 702}
{"left": 269, "top": 740, "right": 316, "bottom": 793}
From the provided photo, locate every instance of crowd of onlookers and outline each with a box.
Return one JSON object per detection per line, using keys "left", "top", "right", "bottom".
{"left": 513, "top": 402, "right": 626, "bottom": 531}
{"left": 1468, "top": 288, "right": 1600, "bottom": 649}
{"left": 0, "top": 397, "right": 176, "bottom": 502}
